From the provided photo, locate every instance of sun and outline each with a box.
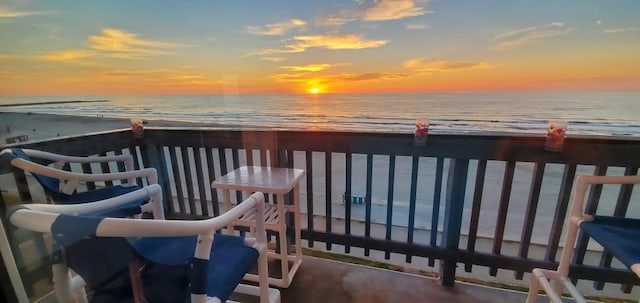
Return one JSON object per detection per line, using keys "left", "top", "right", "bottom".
{"left": 309, "top": 87, "right": 319, "bottom": 94}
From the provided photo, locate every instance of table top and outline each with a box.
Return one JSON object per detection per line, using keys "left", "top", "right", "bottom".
{"left": 212, "top": 166, "right": 305, "bottom": 194}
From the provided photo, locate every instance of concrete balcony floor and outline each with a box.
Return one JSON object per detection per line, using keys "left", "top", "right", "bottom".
{"left": 278, "top": 256, "right": 549, "bottom": 303}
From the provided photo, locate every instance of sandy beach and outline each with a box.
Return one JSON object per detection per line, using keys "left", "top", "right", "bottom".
{"left": 0, "top": 111, "right": 219, "bottom": 143}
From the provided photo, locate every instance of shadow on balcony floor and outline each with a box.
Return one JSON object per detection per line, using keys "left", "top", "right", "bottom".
{"left": 280, "top": 256, "right": 550, "bottom": 303}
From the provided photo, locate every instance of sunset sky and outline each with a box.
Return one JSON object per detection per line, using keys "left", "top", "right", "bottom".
{"left": 1, "top": 0, "right": 639, "bottom": 96}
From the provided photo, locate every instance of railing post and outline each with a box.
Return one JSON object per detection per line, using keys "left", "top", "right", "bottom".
{"left": 440, "top": 158, "right": 469, "bottom": 287}
{"left": 140, "top": 141, "right": 171, "bottom": 214}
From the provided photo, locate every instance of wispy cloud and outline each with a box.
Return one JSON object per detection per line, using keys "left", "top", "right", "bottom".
{"left": 280, "top": 64, "right": 335, "bottom": 72}
{"left": 294, "top": 34, "right": 388, "bottom": 50}
{"left": 405, "top": 23, "right": 429, "bottom": 30}
{"left": 325, "top": 72, "right": 410, "bottom": 82}
{"left": 246, "top": 19, "right": 306, "bottom": 36}
{"left": 492, "top": 22, "right": 572, "bottom": 51}
{"left": 261, "top": 57, "right": 286, "bottom": 62}
{"left": 89, "top": 28, "right": 191, "bottom": 59}
{"left": 0, "top": 6, "right": 52, "bottom": 18}
{"left": 246, "top": 34, "right": 388, "bottom": 56}
{"left": 403, "top": 58, "right": 492, "bottom": 73}
{"left": 270, "top": 71, "right": 409, "bottom": 83}
{"left": 317, "top": 16, "right": 356, "bottom": 27}
{"left": 603, "top": 27, "right": 640, "bottom": 34}
{"left": 37, "top": 50, "right": 97, "bottom": 61}
{"left": 361, "top": 0, "right": 430, "bottom": 21}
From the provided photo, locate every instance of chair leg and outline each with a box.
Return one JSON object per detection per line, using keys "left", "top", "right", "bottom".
{"left": 525, "top": 270, "right": 540, "bottom": 303}
{"left": 129, "top": 260, "right": 145, "bottom": 303}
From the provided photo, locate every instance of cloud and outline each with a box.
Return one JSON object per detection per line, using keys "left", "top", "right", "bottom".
{"left": 492, "top": 22, "right": 572, "bottom": 51}
{"left": 405, "top": 23, "right": 429, "bottom": 30}
{"left": 280, "top": 64, "right": 333, "bottom": 72}
{"left": 403, "top": 58, "right": 492, "bottom": 73}
{"left": 317, "top": 16, "right": 357, "bottom": 27}
{"left": 361, "top": 0, "right": 429, "bottom": 21}
{"left": 325, "top": 72, "right": 410, "bottom": 81}
{"left": 261, "top": 57, "right": 286, "bottom": 62}
{"left": 37, "top": 50, "right": 97, "bottom": 61}
{"left": 246, "top": 19, "right": 306, "bottom": 36}
{"left": 246, "top": 34, "right": 388, "bottom": 56}
{"left": 0, "top": 6, "right": 52, "bottom": 18}
{"left": 270, "top": 71, "right": 409, "bottom": 83}
{"left": 603, "top": 27, "right": 640, "bottom": 34}
{"left": 89, "top": 28, "right": 190, "bottom": 59}
{"left": 294, "top": 34, "right": 388, "bottom": 50}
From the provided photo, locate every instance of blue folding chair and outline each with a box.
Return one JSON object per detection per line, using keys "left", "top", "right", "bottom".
{"left": 527, "top": 175, "right": 640, "bottom": 303}
{"left": 8, "top": 185, "right": 280, "bottom": 303}
{"left": 0, "top": 148, "right": 160, "bottom": 217}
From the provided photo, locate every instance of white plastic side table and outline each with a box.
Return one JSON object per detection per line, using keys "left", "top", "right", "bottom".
{"left": 212, "top": 166, "right": 305, "bottom": 288}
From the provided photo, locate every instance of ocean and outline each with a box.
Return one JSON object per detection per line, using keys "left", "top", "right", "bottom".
{"left": 1, "top": 91, "right": 640, "bottom": 136}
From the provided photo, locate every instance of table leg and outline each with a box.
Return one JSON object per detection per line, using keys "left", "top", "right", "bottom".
{"left": 293, "top": 185, "right": 302, "bottom": 261}
{"left": 276, "top": 193, "right": 290, "bottom": 286}
{"left": 222, "top": 189, "right": 234, "bottom": 234}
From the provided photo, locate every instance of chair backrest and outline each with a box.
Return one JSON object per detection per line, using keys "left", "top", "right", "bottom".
{"left": 10, "top": 148, "right": 62, "bottom": 196}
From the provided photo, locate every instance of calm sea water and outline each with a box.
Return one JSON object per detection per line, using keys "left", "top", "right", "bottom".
{"left": 1, "top": 91, "right": 639, "bottom": 136}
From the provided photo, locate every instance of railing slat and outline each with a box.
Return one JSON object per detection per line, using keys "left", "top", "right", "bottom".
{"left": 246, "top": 148, "right": 254, "bottom": 166}
{"left": 406, "top": 156, "right": 419, "bottom": 263}
{"left": 206, "top": 148, "right": 220, "bottom": 216}
{"left": 345, "top": 152, "right": 352, "bottom": 254}
{"left": 181, "top": 148, "right": 197, "bottom": 214}
{"left": 429, "top": 157, "right": 444, "bottom": 267}
{"left": 99, "top": 152, "right": 113, "bottom": 187}
{"left": 260, "top": 150, "right": 268, "bottom": 167}
{"left": 515, "top": 162, "right": 546, "bottom": 279}
{"left": 325, "top": 152, "right": 333, "bottom": 250}
{"left": 465, "top": 159, "right": 487, "bottom": 272}
{"left": 545, "top": 164, "right": 577, "bottom": 261}
{"left": 81, "top": 162, "right": 96, "bottom": 190}
{"left": 168, "top": 146, "right": 186, "bottom": 213}
{"left": 490, "top": 161, "right": 516, "bottom": 276}
{"left": 305, "top": 151, "right": 314, "bottom": 247}
{"left": 384, "top": 155, "right": 396, "bottom": 260}
{"left": 193, "top": 148, "right": 210, "bottom": 216}
{"left": 364, "top": 153, "right": 373, "bottom": 256}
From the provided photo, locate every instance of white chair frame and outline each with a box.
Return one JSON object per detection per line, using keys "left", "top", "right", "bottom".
{"left": 8, "top": 185, "right": 280, "bottom": 303}
{"left": 526, "top": 175, "right": 640, "bottom": 303}
{"left": 0, "top": 148, "right": 158, "bottom": 196}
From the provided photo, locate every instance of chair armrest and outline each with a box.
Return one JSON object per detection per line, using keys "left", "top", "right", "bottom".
{"left": 9, "top": 191, "right": 265, "bottom": 239}
{"left": 21, "top": 149, "right": 136, "bottom": 171}
{"left": 10, "top": 157, "right": 157, "bottom": 194}
{"left": 9, "top": 184, "right": 165, "bottom": 231}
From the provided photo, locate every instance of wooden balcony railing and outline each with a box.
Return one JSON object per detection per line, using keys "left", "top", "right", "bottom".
{"left": 1, "top": 128, "right": 640, "bottom": 302}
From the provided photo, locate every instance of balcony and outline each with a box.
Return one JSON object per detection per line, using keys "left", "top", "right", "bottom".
{"left": 1, "top": 127, "right": 639, "bottom": 302}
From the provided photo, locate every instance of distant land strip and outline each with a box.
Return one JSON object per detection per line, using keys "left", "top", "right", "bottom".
{"left": 0, "top": 100, "right": 109, "bottom": 107}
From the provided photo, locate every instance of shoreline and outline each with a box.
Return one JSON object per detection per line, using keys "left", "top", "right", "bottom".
{"left": 0, "top": 100, "right": 109, "bottom": 108}
{"left": 0, "top": 111, "right": 232, "bottom": 143}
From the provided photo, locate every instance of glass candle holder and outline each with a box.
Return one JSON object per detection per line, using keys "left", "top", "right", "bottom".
{"left": 131, "top": 118, "right": 144, "bottom": 138}
{"left": 544, "top": 120, "right": 567, "bottom": 152}
{"left": 414, "top": 119, "right": 429, "bottom": 146}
